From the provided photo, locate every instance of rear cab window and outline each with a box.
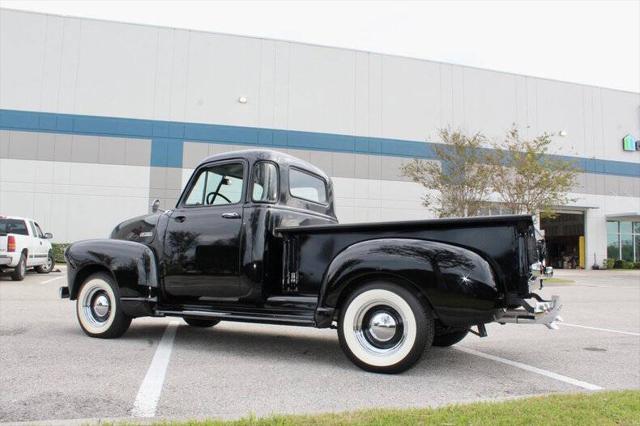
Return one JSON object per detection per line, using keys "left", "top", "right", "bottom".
{"left": 0, "top": 219, "right": 29, "bottom": 236}
{"left": 289, "top": 168, "right": 328, "bottom": 204}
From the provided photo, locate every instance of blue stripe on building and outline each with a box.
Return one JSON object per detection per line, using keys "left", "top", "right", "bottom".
{"left": 1, "top": 108, "right": 638, "bottom": 177}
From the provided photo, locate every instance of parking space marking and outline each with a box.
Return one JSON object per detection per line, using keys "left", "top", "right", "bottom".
{"left": 455, "top": 346, "right": 603, "bottom": 391}
{"left": 131, "top": 320, "right": 179, "bottom": 418}
{"left": 40, "top": 276, "right": 64, "bottom": 284}
{"left": 561, "top": 323, "right": 640, "bottom": 336}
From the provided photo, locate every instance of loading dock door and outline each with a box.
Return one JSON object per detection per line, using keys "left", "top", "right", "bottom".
{"left": 540, "top": 211, "right": 586, "bottom": 269}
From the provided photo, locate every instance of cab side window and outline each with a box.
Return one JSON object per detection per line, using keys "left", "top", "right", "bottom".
{"left": 34, "top": 223, "right": 45, "bottom": 238}
{"left": 183, "top": 162, "right": 245, "bottom": 206}
{"left": 252, "top": 162, "right": 278, "bottom": 203}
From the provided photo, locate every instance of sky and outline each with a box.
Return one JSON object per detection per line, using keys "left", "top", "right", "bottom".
{"left": 2, "top": 0, "right": 639, "bottom": 93}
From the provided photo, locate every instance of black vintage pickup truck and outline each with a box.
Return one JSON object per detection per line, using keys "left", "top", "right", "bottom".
{"left": 61, "top": 149, "right": 559, "bottom": 373}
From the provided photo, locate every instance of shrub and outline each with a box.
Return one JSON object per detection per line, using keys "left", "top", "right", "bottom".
{"left": 51, "top": 243, "right": 70, "bottom": 264}
{"left": 604, "top": 258, "right": 639, "bottom": 269}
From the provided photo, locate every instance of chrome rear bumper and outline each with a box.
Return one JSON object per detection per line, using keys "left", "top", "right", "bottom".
{"left": 497, "top": 295, "right": 563, "bottom": 329}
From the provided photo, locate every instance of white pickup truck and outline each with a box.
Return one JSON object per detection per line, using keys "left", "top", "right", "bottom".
{"left": 0, "top": 216, "right": 55, "bottom": 281}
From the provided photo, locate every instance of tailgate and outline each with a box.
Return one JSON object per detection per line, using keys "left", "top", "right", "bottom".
{"left": 0, "top": 234, "right": 7, "bottom": 253}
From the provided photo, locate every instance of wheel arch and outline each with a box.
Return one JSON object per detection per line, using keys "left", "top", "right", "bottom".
{"left": 315, "top": 238, "right": 500, "bottom": 329}
{"left": 65, "top": 239, "right": 159, "bottom": 301}
{"left": 71, "top": 265, "right": 115, "bottom": 299}
{"left": 332, "top": 272, "right": 437, "bottom": 322}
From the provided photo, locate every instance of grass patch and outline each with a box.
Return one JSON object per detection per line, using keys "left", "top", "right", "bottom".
{"left": 137, "top": 390, "right": 639, "bottom": 426}
{"left": 543, "top": 277, "right": 575, "bottom": 284}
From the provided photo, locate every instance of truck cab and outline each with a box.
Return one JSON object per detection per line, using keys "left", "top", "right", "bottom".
{"left": 103, "top": 150, "right": 337, "bottom": 306}
{"left": 62, "top": 149, "right": 559, "bottom": 373}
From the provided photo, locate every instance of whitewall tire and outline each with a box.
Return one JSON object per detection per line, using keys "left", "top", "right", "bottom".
{"left": 76, "top": 272, "right": 131, "bottom": 338}
{"left": 338, "top": 282, "right": 434, "bottom": 373}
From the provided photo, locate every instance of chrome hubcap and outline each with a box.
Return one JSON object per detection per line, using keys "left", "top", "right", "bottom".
{"left": 353, "top": 302, "right": 406, "bottom": 354}
{"left": 93, "top": 295, "right": 110, "bottom": 318}
{"left": 81, "top": 284, "right": 112, "bottom": 327}
{"left": 369, "top": 312, "right": 397, "bottom": 342}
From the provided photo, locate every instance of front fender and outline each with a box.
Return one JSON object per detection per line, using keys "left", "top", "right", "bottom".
{"left": 65, "top": 239, "right": 158, "bottom": 300}
{"left": 318, "top": 238, "right": 501, "bottom": 327}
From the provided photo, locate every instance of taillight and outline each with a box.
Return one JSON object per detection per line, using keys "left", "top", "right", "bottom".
{"left": 7, "top": 235, "right": 16, "bottom": 252}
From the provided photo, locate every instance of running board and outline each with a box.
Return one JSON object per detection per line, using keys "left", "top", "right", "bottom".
{"left": 155, "top": 308, "right": 316, "bottom": 326}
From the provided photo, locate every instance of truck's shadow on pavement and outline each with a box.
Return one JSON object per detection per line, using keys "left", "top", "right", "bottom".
{"left": 114, "top": 322, "right": 449, "bottom": 374}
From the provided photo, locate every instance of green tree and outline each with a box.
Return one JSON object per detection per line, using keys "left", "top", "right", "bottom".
{"left": 489, "top": 127, "right": 579, "bottom": 216}
{"left": 400, "top": 129, "right": 494, "bottom": 218}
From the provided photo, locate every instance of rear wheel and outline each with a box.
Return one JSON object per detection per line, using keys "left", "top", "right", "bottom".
{"left": 433, "top": 330, "right": 469, "bottom": 347}
{"left": 338, "top": 282, "right": 434, "bottom": 374}
{"left": 183, "top": 318, "right": 220, "bottom": 328}
{"left": 11, "top": 253, "right": 26, "bottom": 281}
{"left": 35, "top": 252, "right": 54, "bottom": 274}
{"left": 76, "top": 272, "right": 131, "bottom": 338}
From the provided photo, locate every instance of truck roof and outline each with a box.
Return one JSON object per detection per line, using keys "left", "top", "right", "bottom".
{"left": 0, "top": 216, "right": 30, "bottom": 221}
{"left": 198, "top": 149, "right": 331, "bottom": 183}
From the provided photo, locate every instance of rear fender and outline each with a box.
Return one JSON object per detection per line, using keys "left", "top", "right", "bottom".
{"left": 65, "top": 239, "right": 158, "bottom": 302}
{"left": 317, "top": 238, "right": 500, "bottom": 328}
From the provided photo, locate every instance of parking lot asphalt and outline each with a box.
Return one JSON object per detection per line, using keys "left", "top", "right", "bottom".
{"left": 0, "top": 268, "right": 638, "bottom": 424}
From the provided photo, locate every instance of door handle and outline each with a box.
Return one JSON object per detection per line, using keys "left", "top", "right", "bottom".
{"left": 221, "top": 212, "right": 240, "bottom": 219}
{"left": 174, "top": 215, "right": 186, "bottom": 223}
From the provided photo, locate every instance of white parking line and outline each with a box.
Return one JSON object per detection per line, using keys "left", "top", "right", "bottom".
{"left": 455, "top": 346, "right": 603, "bottom": 391}
{"left": 561, "top": 323, "right": 640, "bottom": 337}
{"left": 131, "top": 321, "right": 179, "bottom": 417}
{"left": 40, "top": 276, "right": 64, "bottom": 284}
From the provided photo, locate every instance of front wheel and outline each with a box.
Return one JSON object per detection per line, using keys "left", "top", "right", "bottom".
{"left": 338, "top": 282, "right": 434, "bottom": 374}
{"left": 76, "top": 272, "right": 131, "bottom": 338}
{"left": 35, "top": 252, "right": 55, "bottom": 274}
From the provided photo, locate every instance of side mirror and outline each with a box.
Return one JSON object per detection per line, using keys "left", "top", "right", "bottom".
{"left": 44, "top": 232, "right": 53, "bottom": 239}
{"left": 151, "top": 199, "right": 161, "bottom": 213}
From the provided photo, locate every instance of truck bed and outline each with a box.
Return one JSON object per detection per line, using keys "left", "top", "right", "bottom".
{"left": 277, "top": 214, "right": 535, "bottom": 298}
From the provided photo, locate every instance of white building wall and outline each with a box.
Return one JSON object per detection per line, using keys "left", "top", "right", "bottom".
{"left": 2, "top": 9, "right": 638, "bottom": 160}
{"left": 0, "top": 8, "right": 639, "bottom": 267}
{"left": 0, "top": 159, "right": 150, "bottom": 241}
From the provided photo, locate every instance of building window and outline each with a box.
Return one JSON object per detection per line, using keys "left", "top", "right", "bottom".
{"left": 607, "top": 220, "right": 640, "bottom": 262}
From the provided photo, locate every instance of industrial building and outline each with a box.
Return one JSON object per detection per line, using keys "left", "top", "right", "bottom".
{"left": 0, "top": 8, "right": 638, "bottom": 268}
